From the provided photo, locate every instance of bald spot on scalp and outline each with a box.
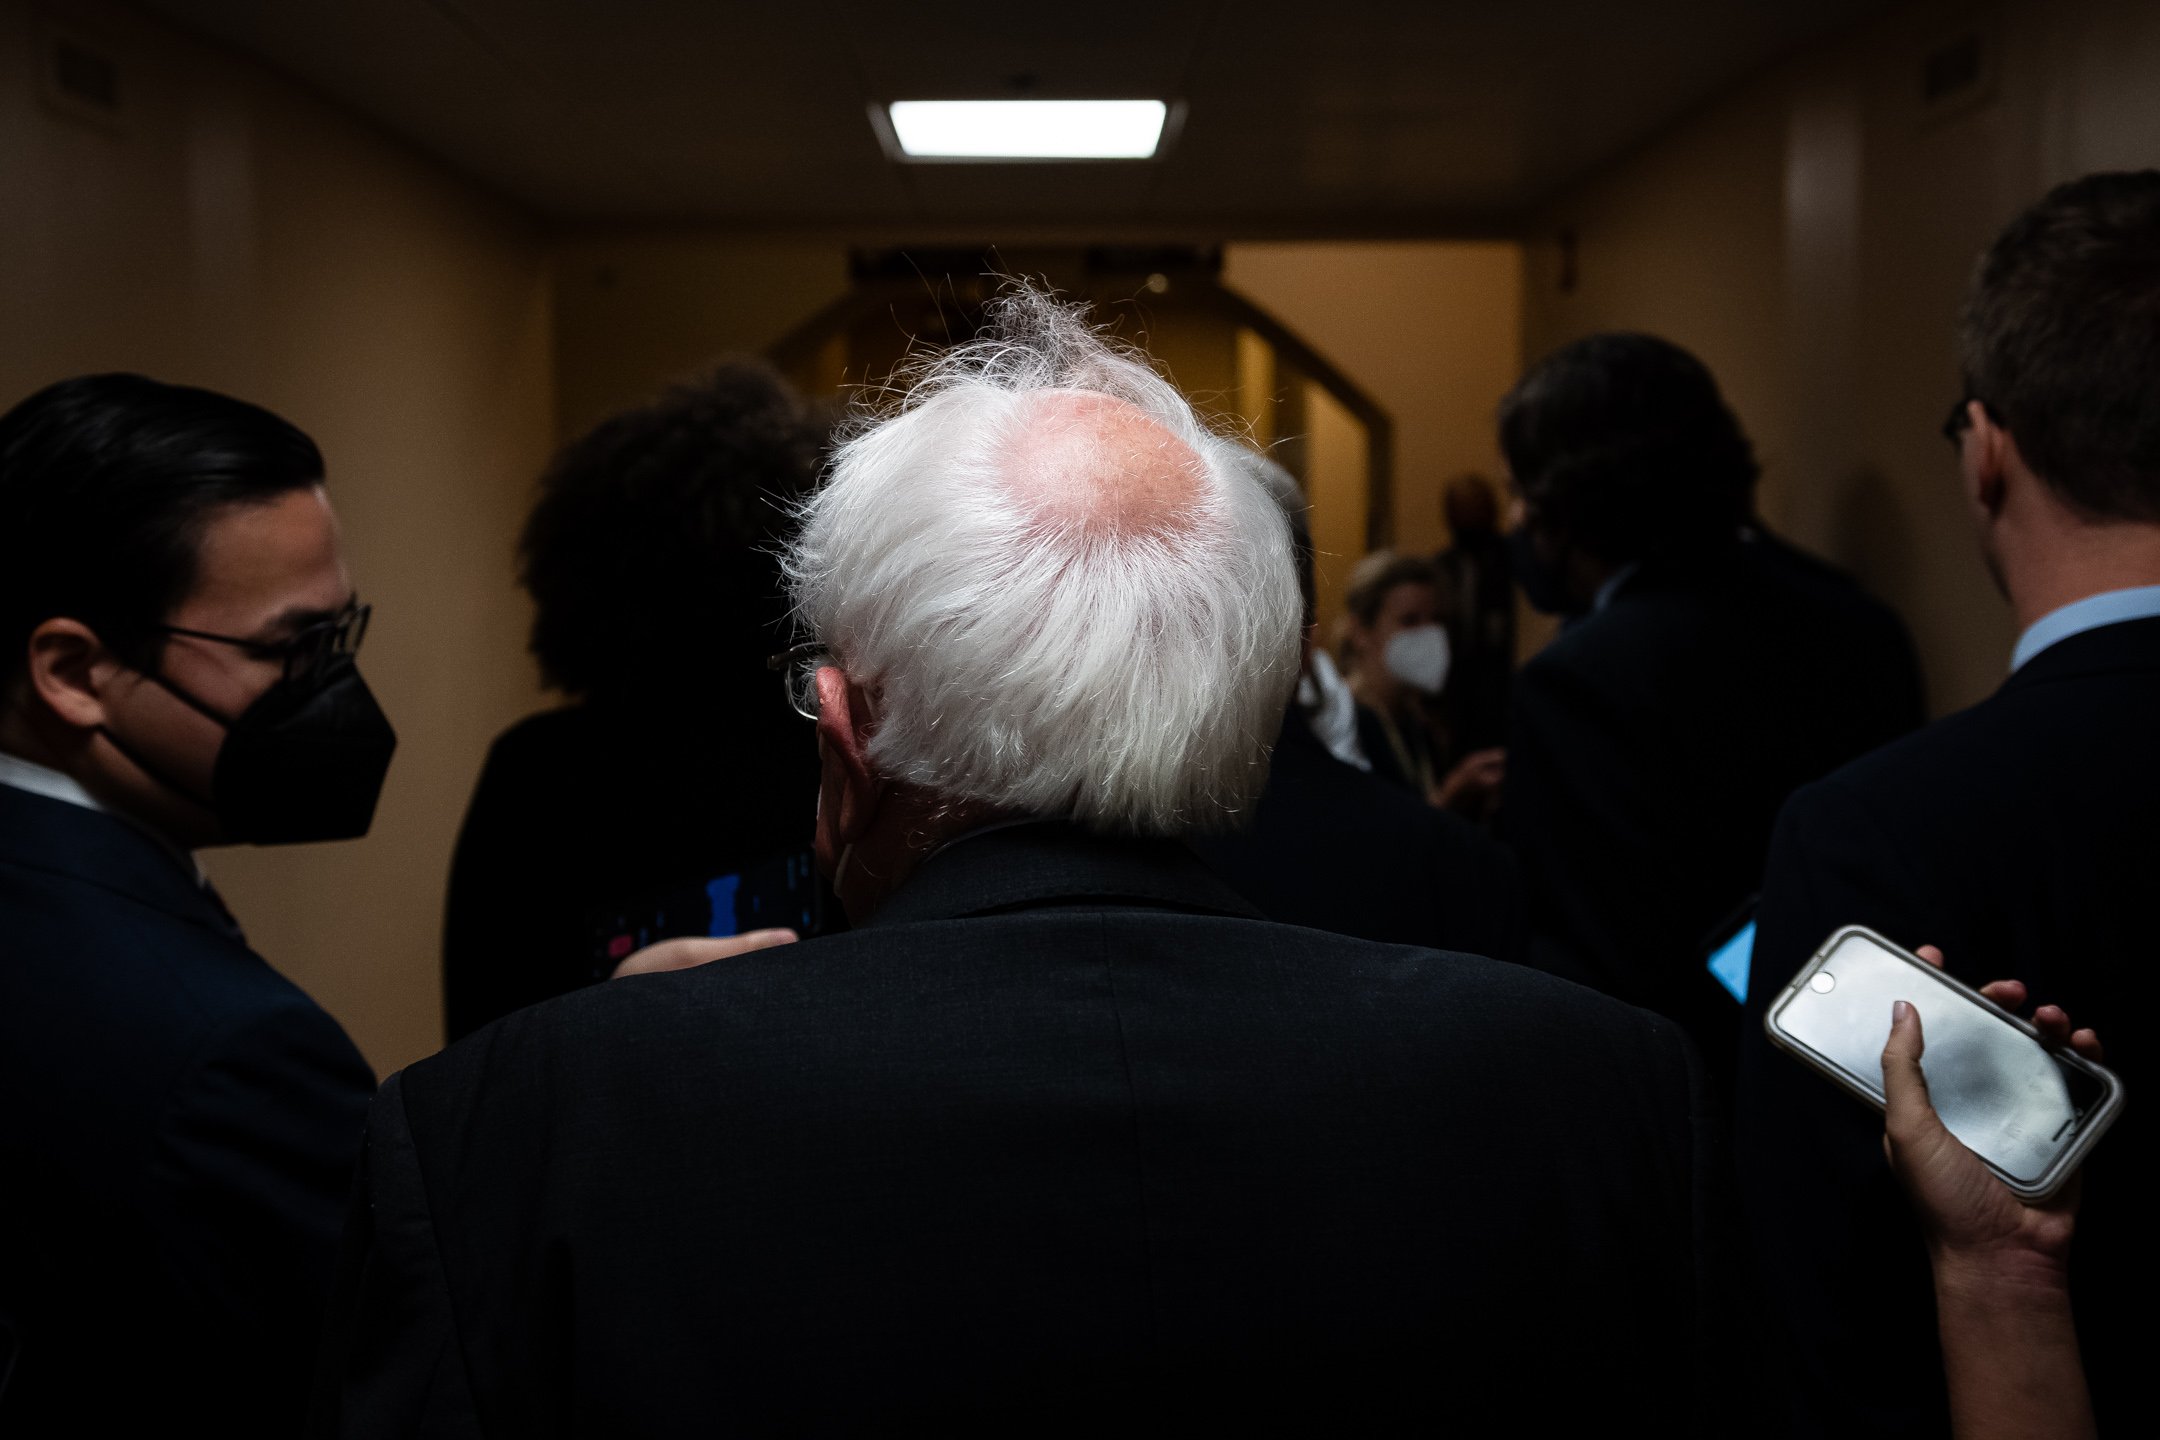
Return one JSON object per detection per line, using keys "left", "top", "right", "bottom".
{"left": 999, "top": 390, "right": 1206, "bottom": 538}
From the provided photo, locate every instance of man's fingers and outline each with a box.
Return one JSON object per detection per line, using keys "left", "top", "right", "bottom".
{"left": 724, "top": 928, "right": 800, "bottom": 956}
{"left": 1902, "top": 947, "right": 2108, "bottom": 1075}
{"left": 612, "top": 928, "right": 799, "bottom": 979}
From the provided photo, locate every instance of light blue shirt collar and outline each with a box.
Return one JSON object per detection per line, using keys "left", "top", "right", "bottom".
{"left": 0, "top": 749, "right": 106, "bottom": 812}
{"left": 2011, "top": 584, "right": 2160, "bottom": 671}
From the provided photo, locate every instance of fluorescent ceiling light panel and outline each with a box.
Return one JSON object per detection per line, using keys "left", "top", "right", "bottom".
{"left": 886, "top": 100, "right": 1168, "bottom": 159}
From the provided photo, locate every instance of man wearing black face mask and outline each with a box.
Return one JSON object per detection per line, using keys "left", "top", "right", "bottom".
{"left": 1485, "top": 335, "right": 1923, "bottom": 1079}
{"left": 0, "top": 375, "right": 390, "bottom": 1437}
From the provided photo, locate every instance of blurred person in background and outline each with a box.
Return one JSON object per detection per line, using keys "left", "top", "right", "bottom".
{"left": 1490, "top": 333, "right": 1921, "bottom": 1075}
{"left": 1431, "top": 471, "right": 1515, "bottom": 757}
{"left": 1336, "top": 550, "right": 1449, "bottom": 800}
{"left": 316, "top": 290, "right": 1730, "bottom": 1433}
{"left": 0, "top": 376, "right": 391, "bottom": 1437}
{"left": 442, "top": 362, "right": 824, "bottom": 1041}
{"left": 1195, "top": 452, "right": 1524, "bottom": 959}
{"left": 1740, "top": 170, "right": 2160, "bottom": 1439}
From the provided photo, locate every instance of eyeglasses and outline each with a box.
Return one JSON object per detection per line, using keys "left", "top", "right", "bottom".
{"left": 159, "top": 599, "right": 371, "bottom": 684}
{"left": 1942, "top": 396, "right": 1995, "bottom": 448}
{"left": 766, "top": 641, "right": 827, "bottom": 721}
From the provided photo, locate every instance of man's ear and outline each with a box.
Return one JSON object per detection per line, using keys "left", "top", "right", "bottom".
{"left": 1965, "top": 402, "right": 2011, "bottom": 522}
{"left": 23, "top": 619, "right": 120, "bottom": 732}
{"left": 814, "top": 665, "right": 882, "bottom": 845}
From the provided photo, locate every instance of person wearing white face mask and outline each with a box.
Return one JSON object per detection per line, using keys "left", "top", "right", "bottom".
{"left": 1337, "top": 550, "right": 1451, "bottom": 802}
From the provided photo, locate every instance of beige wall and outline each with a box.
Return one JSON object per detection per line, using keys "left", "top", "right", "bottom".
{"left": 1300, "top": 384, "right": 1372, "bottom": 628}
{"left": 1522, "top": 0, "right": 2160, "bottom": 715}
{"left": 2, "top": 0, "right": 555, "bottom": 1075}
{"left": 1223, "top": 241, "right": 1526, "bottom": 638}
{"left": 553, "top": 235, "right": 851, "bottom": 439}
{"left": 1225, "top": 241, "right": 1525, "bottom": 557}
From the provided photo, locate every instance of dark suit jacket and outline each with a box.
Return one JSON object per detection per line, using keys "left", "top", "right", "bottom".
{"left": 1434, "top": 528, "right": 1516, "bottom": 755}
{"left": 1194, "top": 703, "right": 1525, "bottom": 960}
{"left": 1738, "top": 615, "right": 2160, "bottom": 1439}
{"left": 1499, "top": 535, "right": 1923, "bottom": 1070}
{"left": 0, "top": 783, "right": 374, "bottom": 1437}
{"left": 443, "top": 696, "right": 819, "bottom": 1041}
{"left": 315, "top": 823, "right": 1732, "bottom": 1435}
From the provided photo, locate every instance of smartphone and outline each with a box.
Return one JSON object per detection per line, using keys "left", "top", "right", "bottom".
{"left": 1763, "top": 925, "right": 2125, "bottom": 1201}
{"left": 1702, "top": 897, "right": 1757, "bottom": 1004}
{"left": 588, "top": 848, "right": 824, "bottom": 980}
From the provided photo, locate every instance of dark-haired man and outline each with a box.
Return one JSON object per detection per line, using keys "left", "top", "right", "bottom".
{"left": 1491, "top": 334, "right": 1922, "bottom": 1072}
{"left": 0, "top": 375, "right": 394, "bottom": 1435}
{"left": 1739, "top": 170, "right": 2160, "bottom": 1439}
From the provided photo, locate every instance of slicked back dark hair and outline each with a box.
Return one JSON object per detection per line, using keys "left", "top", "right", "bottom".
{"left": 1498, "top": 333, "right": 1757, "bottom": 565}
{"left": 521, "top": 360, "right": 824, "bottom": 700}
{"left": 0, "top": 373, "right": 324, "bottom": 695}
{"left": 1959, "top": 170, "right": 2160, "bottom": 523}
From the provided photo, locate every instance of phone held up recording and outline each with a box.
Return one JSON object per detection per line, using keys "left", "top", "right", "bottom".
{"left": 1763, "top": 925, "right": 2124, "bottom": 1201}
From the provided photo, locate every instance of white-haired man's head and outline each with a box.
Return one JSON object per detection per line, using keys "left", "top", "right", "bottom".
{"left": 785, "top": 288, "right": 1303, "bottom": 911}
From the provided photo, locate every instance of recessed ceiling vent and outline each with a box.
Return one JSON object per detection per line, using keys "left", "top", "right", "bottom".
{"left": 38, "top": 21, "right": 124, "bottom": 132}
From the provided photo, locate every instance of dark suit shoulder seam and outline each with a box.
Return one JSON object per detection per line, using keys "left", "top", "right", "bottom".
{"left": 0, "top": 853, "right": 229, "bottom": 943}
{"left": 2001, "top": 659, "right": 2160, "bottom": 693}
{"left": 137, "top": 997, "right": 354, "bottom": 1230}
{"left": 146, "top": 996, "right": 357, "bottom": 1150}
{"left": 381, "top": 1072, "right": 491, "bottom": 1426}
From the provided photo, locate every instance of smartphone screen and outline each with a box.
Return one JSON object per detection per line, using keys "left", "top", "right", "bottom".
{"left": 589, "top": 849, "right": 823, "bottom": 978}
{"left": 1701, "top": 896, "right": 1758, "bottom": 1003}
{"left": 1706, "top": 918, "right": 1756, "bottom": 1003}
{"left": 1768, "top": 928, "right": 2116, "bottom": 1190}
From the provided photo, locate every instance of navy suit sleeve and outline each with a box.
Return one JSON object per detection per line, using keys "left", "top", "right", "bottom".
{"left": 148, "top": 998, "right": 376, "bottom": 1433}
{"left": 310, "top": 1072, "right": 482, "bottom": 1439}
{"left": 1738, "top": 782, "right": 1953, "bottom": 1438}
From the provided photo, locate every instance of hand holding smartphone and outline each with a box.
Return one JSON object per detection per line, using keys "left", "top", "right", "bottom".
{"left": 1882, "top": 980, "right": 2102, "bottom": 1440}
{"left": 1764, "top": 926, "right": 2124, "bottom": 1201}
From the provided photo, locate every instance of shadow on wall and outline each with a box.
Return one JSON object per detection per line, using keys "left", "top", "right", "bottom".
{"left": 1831, "top": 465, "right": 1930, "bottom": 702}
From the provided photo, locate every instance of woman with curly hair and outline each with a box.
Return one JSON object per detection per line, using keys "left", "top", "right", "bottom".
{"left": 443, "top": 362, "right": 826, "bottom": 1040}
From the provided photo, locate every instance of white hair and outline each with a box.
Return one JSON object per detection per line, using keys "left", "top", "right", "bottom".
{"left": 784, "top": 287, "right": 1304, "bottom": 836}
